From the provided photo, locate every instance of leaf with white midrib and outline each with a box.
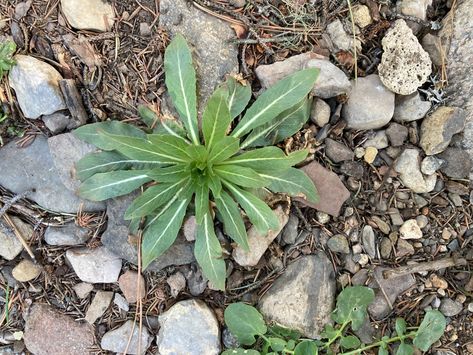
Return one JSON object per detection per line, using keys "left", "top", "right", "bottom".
{"left": 195, "top": 212, "right": 226, "bottom": 290}
{"left": 216, "top": 191, "right": 249, "bottom": 250}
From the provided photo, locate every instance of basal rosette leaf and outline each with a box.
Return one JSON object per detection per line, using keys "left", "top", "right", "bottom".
{"left": 224, "top": 303, "right": 267, "bottom": 346}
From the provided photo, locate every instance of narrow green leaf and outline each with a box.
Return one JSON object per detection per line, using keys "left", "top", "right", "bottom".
{"left": 231, "top": 68, "right": 319, "bottom": 138}
{"left": 294, "top": 340, "right": 318, "bottom": 355}
{"left": 146, "top": 164, "right": 190, "bottom": 182}
{"left": 259, "top": 168, "right": 318, "bottom": 203}
{"left": 224, "top": 303, "right": 267, "bottom": 346}
{"left": 208, "top": 173, "right": 223, "bottom": 197}
{"left": 208, "top": 136, "right": 240, "bottom": 164}
{"left": 413, "top": 310, "right": 446, "bottom": 351}
{"left": 152, "top": 116, "right": 188, "bottom": 139}
{"left": 215, "top": 191, "right": 249, "bottom": 250}
{"left": 73, "top": 121, "right": 145, "bottom": 150}
{"left": 147, "top": 134, "right": 192, "bottom": 162}
{"left": 241, "top": 97, "right": 311, "bottom": 148}
{"left": 223, "top": 147, "right": 308, "bottom": 171}
{"left": 215, "top": 165, "right": 268, "bottom": 188}
{"left": 164, "top": 34, "right": 199, "bottom": 144}
{"left": 76, "top": 151, "right": 161, "bottom": 181}
{"left": 224, "top": 182, "right": 279, "bottom": 234}
{"left": 99, "top": 131, "right": 190, "bottom": 164}
{"left": 195, "top": 212, "right": 226, "bottom": 290}
{"left": 195, "top": 183, "right": 209, "bottom": 224}
{"left": 142, "top": 197, "right": 190, "bottom": 269}
{"left": 202, "top": 87, "right": 231, "bottom": 149}
{"left": 79, "top": 170, "right": 151, "bottom": 201}
{"left": 226, "top": 76, "right": 252, "bottom": 118}
{"left": 124, "top": 178, "right": 188, "bottom": 219}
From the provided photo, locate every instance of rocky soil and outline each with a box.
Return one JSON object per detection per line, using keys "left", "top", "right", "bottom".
{"left": 0, "top": 0, "right": 472, "bottom": 354}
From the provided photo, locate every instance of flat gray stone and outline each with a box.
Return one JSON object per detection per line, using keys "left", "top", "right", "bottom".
{"left": 255, "top": 52, "right": 351, "bottom": 99}
{"left": 343, "top": 74, "right": 395, "bottom": 130}
{"left": 48, "top": 133, "right": 97, "bottom": 192}
{"left": 24, "top": 304, "right": 95, "bottom": 355}
{"left": 440, "top": 298, "right": 463, "bottom": 317}
{"left": 66, "top": 247, "right": 122, "bottom": 283}
{"left": 157, "top": 299, "right": 220, "bottom": 355}
{"left": 44, "top": 222, "right": 90, "bottom": 246}
{"left": 0, "top": 136, "right": 104, "bottom": 213}
{"left": 368, "top": 267, "right": 416, "bottom": 320}
{"left": 101, "top": 320, "right": 152, "bottom": 355}
{"left": 393, "top": 92, "right": 432, "bottom": 122}
{"left": 85, "top": 290, "right": 113, "bottom": 324}
{"left": 61, "top": 0, "right": 115, "bottom": 32}
{"left": 9, "top": 55, "right": 66, "bottom": 119}
{"left": 101, "top": 193, "right": 195, "bottom": 271}
{"left": 42, "top": 112, "right": 71, "bottom": 134}
{"left": 438, "top": 147, "right": 472, "bottom": 179}
{"left": 259, "top": 253, "right": 336, "bottom": 338}
{"left": 233, "top": 206, "right": 288, "bottom": 267}
{"left": 0, "top": 216, "right": 33, "bottom": 260}
{"left": 159, "top": 0, "right": 238, "bottom": 111}
{"left": 327, "top": 234, "right": 350, "bottom": 254}
{"left": 394, "top": 149, "right": 436, "bottom": 193}
{"left": 325, "top": 138, "right": 354, "bottom": 163}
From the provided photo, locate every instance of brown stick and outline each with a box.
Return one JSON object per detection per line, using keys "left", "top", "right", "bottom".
{"left": 3, "top": 214, "right": 35, "bottom": 260}
{"left": 383, "top": 256, "right": 467, "bottom": 279}
{"left": 59, "top": 79, "right": 88, "bottom": 128}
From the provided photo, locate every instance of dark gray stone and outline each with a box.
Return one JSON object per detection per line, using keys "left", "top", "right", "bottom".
{"left": 362, "top": 226, "right": 376, "bottom": 258}
{"left": 42, "top": 112, "right": 70, "bottom": 133}
{"left": 282, "top": 214, "right": 299, "bottom": 245}
{"left": 325, "top": 138, "right": 354, "bottom": 163}
{"left": 438, "top": 147, "right": 472, "bottom": 179}
{"left": 44, "top": 222, "right": 90, "bottom": 246}
{"left": 0, "top": 136, "right": 103, "bottom": 213}
{"left": 440, "top": 298, "right": 463, "bottom": 317}
{"left": 368, "top": 267, "right": 416, "bottom": 320}
{"left": 327, "top": 234, "right": 350, "bottom": 254}
{"left": 386, "top": 123, "right": 408, "bottom": 147}
{"left": 258, "top": 253, "right": 336, "bottom": 338}
{"left": 101, "top": 320, "right": 152, "bottom": 355}
{"left": 159, "top": 0, "right": 238, "bottom": 112}
{"left": 101, "top": 193, "right": 195, "bottom": 271}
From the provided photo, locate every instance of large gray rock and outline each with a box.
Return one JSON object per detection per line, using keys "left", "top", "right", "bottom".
{"left": 394, "top": 149, "right": 436, "bottom": 193}
{"left": 44, "top": 222, "right": 90, "bottom": 246}
{"left": 48, "top": 133, "right": 97, "bottom": 192}
{"left": 255, "top": 53, "right": 351, "bottom": 99}
{"left": 343, "top": 74, "right": 395, "bottom": 130}
{"left": 233, "top": 206, "right": 289, "bottom": 267}
{"left": 438, "top": 147, "right": 472, "bottom": 179}
{"left": 101, "top": 193, "right": 195, "bottom": 271}
{"left": 159, "top": 0, "right": 238, "bottom": 110}
{"left": 101, "top": 320, "right": 152, "bottom": 355}
{"left": 378, "top": 20, "right": 432, "bottom": 95}
{"left": 441, "top": 0, "right": 473, "bottom": 181}
{"left": 0, "top": 136, "right": 104, "bottom": 213}
{"left": 9, "top": 55, "right": 66, "bottom": 119}
{"left": 24, "top": 304, "right": 95, "bottom": 355}
{"left": 259, "top": 253, "right": 336, "bottom": 338}
{"left": 61, "top": 0, "right": 115, "bottom": 32}
{"left": 66, "top": 247, "right": 122, "bottom": 283}
{"left": 420, "top": 106, "right": 466, "bottom": 155}
{"left": 157, "top": 299, "right": 220, "bottom": 355}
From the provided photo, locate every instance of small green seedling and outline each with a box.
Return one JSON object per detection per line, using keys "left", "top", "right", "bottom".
{"left": 0, "top": 40, "right": 16, "bottom": 78}
{"left": 223, "top": 286, "right": 446, "bottom": 354}
{"left": 74, "top": 34, "right": 320, "bottom": 289}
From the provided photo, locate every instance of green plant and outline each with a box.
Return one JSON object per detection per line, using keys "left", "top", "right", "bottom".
{"left": 74, "top": 34, "right": 319, "bottom": 289}
{"left": 0, "top": 40, "right": 16, "bottom": 78}
{"left": 223, "top": 286, "right": 446, "bottom": 354}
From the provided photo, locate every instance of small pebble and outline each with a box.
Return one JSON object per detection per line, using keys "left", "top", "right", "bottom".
{"left": 118, "top": 271, "right": 146, "bottom": 304}
{"left": 415, "top": 215, "right": 429, "bottom": 229}
{"left": 399, "top": 219, "right": 423, "bottom": 239}
{"left": 364, "top": 147, "right": 378, "bottom": 164}
{"left": 327, "top": 234, "right": 350, "bottom": 254}
{"left": 430, "top": 274, "right": 448, "bottom": 289}
{"left": 12, "top": 260, "right": 42, "bottom": 282}
{"left": 316, "top": 212, "right": 330, "bottom": 224}
{"left": 354, "top": 147, "right": 365, "bottom": 158}
{"left": 113, "top": 293, "right": 129, "bottom": 312}
{"left": 73, "top": 282, "right": 93, "bottom": 299}
{"left": 166, "top": 272, "right": 186, "bottom": 298}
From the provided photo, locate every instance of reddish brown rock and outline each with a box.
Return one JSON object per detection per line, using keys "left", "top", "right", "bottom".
{"left": 118, "top": 270, "right": 146, "bottom": 303}
{"left": 297, "top": 162, "right": 350, "bottom": 217}
{"left": 24, "top": 304, "right": 95, "bottom": 355}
